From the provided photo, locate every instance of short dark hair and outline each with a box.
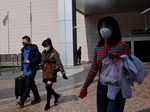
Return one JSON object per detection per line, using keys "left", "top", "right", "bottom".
{"left": 97, "top": 16, "right": 122, "bottom": 47}
{"left": 42, "top": 38, "right": 54, "bottom": 49}
{"left": 22, "top": 36, "right": 31, "bottom": 42}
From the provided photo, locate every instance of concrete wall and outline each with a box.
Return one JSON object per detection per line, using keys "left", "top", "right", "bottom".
{"left": 0, "top": 0, "right": 30, "bottom": 54}
{"left": 0, "top": 0, "right": 148, "bottom": 65}
{"left": 76, "top": 12, "right": 89, "bottom": 62}
{"left": 32, "top": 0, "right": 59, "bottom": 52}
{"left": 76, "top": 12, "right": 98, "bottom": 62}
{"left": 99, "top": 12, "right": 146, "bottom": 37}
{"left": 57, "top": 0, "right": 75, "bottom": 66}
{"left": 0, "top": 0, "right": 58, "bottom": 54}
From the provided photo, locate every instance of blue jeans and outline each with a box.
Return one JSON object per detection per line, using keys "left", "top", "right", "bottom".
{"left": 21, "top": 70, "right": 40, "bottom": 104}
{"left": 97, "top": 81, "right": 126, "bottom": 112}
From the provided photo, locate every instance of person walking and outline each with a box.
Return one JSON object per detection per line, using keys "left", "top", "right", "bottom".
{"left": 41, "top": 38, "right": 68, "bottom": 111}
{"left": 77, "top": 46, "right": 82, "bottom": 65}
{"left": 78, "top": 16, "right": 130, "bottom": 112}
{"left": 18, "top": 36, "right": 41, "bottom": 107}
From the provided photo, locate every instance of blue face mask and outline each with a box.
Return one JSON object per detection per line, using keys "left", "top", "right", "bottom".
{"left": 45, "top": 47, "right": 50, "bottom": 52}
{"left": 23, "top": 43, "right": 28, "bottom": 48}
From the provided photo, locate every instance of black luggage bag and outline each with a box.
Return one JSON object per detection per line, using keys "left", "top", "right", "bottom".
{"left": 15, "top": 76, "right": 25, "bottom": 99}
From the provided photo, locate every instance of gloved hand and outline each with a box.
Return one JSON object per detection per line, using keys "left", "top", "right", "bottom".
{"left": 53, "top": 68, "right": 61, "bottom": 75}
{"left": 78, "top": 88, "right": 87, "bottom": 99}
{"left": 62, "top": 73, "right": 68, "bottom": 80}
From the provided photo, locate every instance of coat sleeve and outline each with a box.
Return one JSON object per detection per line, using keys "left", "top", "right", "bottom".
{"left": 110, "top": 41, "right": 130, "bottom": 58}
{"left": 119, "top": 42, "right": 130, "bottom": 55}
{"left": 82, "top": 47, "right": 102, "bottom": 89}
{"left": 54, "top": 51, "right": 65, "bottom": 73}
{"left": 29, "top": 45, "right": 41, "bottom": 65}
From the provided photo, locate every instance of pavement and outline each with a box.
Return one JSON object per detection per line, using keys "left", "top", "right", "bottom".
{"left": 0, "top": 63, "right": 150, "bottom": 112}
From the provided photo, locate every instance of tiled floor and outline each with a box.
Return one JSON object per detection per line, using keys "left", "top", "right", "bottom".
{"left": 0, "top": 63, "right": 150, "bottom": 112}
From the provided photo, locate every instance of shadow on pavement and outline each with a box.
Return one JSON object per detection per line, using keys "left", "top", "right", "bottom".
{"left": 0, "top": 64, "right": 99, "bottom": 107}
{"left": 59, "top": 94, "right": 78, "bottom": 104}
{"left": 55, "top": 65, "right": 98, "bottom": 92}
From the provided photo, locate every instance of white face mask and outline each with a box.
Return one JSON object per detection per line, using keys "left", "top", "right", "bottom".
{"left": 100, "top": 27, "right": 112, "bottom": 39}
{"left": 45, "top": 47, "right": 50, "bottom": 51}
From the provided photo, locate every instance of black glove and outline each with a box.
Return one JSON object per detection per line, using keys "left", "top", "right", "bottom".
{"left": 53, "top": 68, "right": 61, "bottom": 75}
{"left": 62, "top": 73, "right": 68, "bottom": 80}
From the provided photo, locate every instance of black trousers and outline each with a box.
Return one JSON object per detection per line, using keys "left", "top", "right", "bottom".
{"left": 21, "top": 70, "right": 40, "bottom": 103}
{"left": 77, "top": 56, "right": 81, "bottom": 64}
{"left": 97, "top": 81, "right": 126, "bottom": 112}
{"left": 45, "top": 83, "right": 58, "bottom": 105}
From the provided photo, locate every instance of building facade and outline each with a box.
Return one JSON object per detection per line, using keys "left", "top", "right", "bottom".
{"left": 0, "top": 0, "right": 149, "bottom": 65}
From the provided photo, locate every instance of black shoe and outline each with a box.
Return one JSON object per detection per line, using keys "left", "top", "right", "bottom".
{"left": 44, "top": 104, "right": 51, "bottom": 111}
{"left": 31, "top": 99, "right": 41, "bottom": 105}
{"left": 63, "top": 74, "right": 68, "bottom": 80}
{"left": 54, "top": 94, "right": 60, "bottom": 105}
{"left": 17, "top": 101, "right": 24, "bottom": 108}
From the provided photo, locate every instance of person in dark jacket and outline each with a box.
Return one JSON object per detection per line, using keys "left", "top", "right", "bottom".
{"left": 41, "top": 38, "right": 68, "bottom": 111}
{"left": 77, "top": 46, "right": 82, "bottom": 65}
{"left": 17, "top": 36, "right": 41, "bottom": 107}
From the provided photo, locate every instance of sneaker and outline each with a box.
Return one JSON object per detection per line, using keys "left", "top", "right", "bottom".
{"left": 44, "top": 104, "right": 51, "bottom": 111}
{"left": 31, "top": 99, "right": 41, "bottom": 105}
{"left": 25, "top": 97, "right": 31, "bottom": 103}
{"left": 16, "top": 96, "right": 21, "bottom": 104}
{"left": 17, "top": 101, "right": 24, "bottom": 108}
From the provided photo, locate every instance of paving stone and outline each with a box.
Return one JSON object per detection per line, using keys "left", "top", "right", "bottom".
{"left": 0, "top": 63, "right": 150, "bottom": 112}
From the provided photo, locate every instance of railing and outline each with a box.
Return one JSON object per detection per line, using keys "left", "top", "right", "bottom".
{"left": 0, "top": 54, "right": 21, "bottom": 66}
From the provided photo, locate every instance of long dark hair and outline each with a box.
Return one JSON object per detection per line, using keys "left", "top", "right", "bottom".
{"left": 42, "top": 38, "right": 54, "bottom": 51}
{"left": 97, "top": 16, "right": 122, "bottom": 47}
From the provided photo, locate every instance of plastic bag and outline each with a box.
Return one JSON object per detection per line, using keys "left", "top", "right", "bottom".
{"left": 100, "top": 57, "right": 123, "bottom": 86}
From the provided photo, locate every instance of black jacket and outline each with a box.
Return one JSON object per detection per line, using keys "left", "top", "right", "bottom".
{"left": 21, "top": 44, "right": 41, "bottom": 71}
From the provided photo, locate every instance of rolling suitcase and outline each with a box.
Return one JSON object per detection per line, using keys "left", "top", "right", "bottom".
{"left": 15, "top": 76, "right": 25, "bottom": 99}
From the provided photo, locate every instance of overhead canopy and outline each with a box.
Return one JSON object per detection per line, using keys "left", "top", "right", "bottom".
{"left": 76, "top": 0, "right": 150, "bottom": 15}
